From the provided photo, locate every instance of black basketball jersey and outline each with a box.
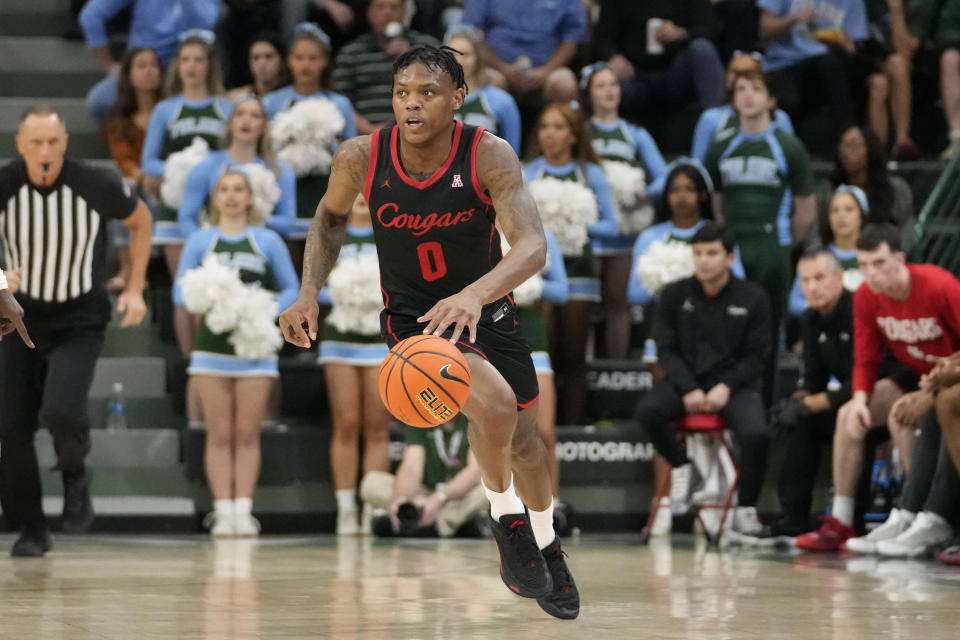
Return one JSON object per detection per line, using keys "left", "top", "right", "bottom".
{"left": 365, "top": 121, "right": 512, "bottom": 334}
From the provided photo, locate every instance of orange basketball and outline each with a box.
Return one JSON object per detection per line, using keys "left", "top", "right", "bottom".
{"left": 378, "top": 335, "right": 472, "bottom": 428}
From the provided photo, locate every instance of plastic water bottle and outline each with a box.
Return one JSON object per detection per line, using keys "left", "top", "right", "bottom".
{"left": 106, "top": 382, "right": 127, "bottom": 431}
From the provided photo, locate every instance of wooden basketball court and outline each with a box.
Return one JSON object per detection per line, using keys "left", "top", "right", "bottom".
{"left": 1, "top": 533, "right": 958, "bottom": 639}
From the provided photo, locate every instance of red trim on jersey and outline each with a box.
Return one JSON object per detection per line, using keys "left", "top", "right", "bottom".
{"left": 470, "top": 127, "right": 494, "bottom": 205}
{"left": 390, "top": 121, "right": 464, "bottom": 189}
{"left": 456, "top": 340, "right": 489, "bottom": 361}
{"left": 517, "top": 394, "right": 540, "bottom": 409}
{"left": 363, "top": 129, "right": 381, "bottom": 203}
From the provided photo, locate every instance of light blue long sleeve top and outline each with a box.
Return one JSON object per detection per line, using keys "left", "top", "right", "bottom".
{"left": 263, "top": 87, "right": 359, "bottom": 141}
{"left": 79, "top": 0, "right": 219, "bottom": 65}
{"left": 174, "top": 226, "right": 300, "bottom": 314}
{"left": 539, "top": 230, "right": 570, "bottom": 305}
{"left": 177, "top": 151, "right": 298, "bottom": 238}
{"left": 691, "top": 105, "right": 795, "bottom": 163}
{"left": 522, "top": 157, "right": 619, "bottom": 242}
{"left": 140, "top": 95, "right": 235, "bottom": 178}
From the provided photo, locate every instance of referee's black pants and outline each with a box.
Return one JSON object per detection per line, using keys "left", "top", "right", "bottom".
{"left": 634, "top": 381, "right": 770, "bottom": 507}
{"left": 0, "top": 322, "right": 104, "bottom": 531}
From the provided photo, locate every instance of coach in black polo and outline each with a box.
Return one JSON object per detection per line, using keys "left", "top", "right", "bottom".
{"left": 0, "top": 104, "right": 152, "bottom": 557}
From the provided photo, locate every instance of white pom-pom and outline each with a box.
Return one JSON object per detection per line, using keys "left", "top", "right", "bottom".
{"left": 327, "top": 249, "right": 384, "bottom": 336}
{"left": 843, "top": 268, "right": 864, "bottom": 292}
{"left": 602, "top": 160, "right": 654, "bottom": 235}
{"left": 270, "top": 98, "right": 346, "bottom": 178}
{"left": 161, "top": 137, "right": 210, "bottom": 209}
{"left": 499, "top": 232, "right": 545, "bottom": 306}
{"left": 635, "top": 240, "right": 695, "bottom": 294}
{"left": 229, "top": 285, "right": 283, "bottom": 359}
{"left": 527, "top": 177, "right": 598, "bottom": 256}
{"left": 180, "top": 254, "right": 243, "bottom": 316}
{"left": 236, "top": 163, "right": 281, "bottom": 222}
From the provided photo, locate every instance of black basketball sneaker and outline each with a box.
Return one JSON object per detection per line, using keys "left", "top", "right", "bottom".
{"left": 489, "top": 512, "right": 552, "bottom": 599}
{"left": 537, "top": 537, "right": 580, "bottom": 619}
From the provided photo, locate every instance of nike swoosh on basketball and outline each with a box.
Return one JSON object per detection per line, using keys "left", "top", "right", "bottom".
{"left": 439, "top": 364, "right": 468, "bottom": 385}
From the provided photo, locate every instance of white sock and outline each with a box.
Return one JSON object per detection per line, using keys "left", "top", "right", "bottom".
{"left": 336, "top": 488, "right": 357, "bottom": 513}
{"left": 482, "top": 475, "right": 526, "bottom": 520}
{"left": 832, "top": 496, "right": 855, "bottom": 527}
{"left": 528, "top": 503, "right": 556, "bottom": 549}
{"left": 214, "top": 499, "right": 233, "bottom": 518}
{"left": 234, "top": 498, "right": 252, "bottom": 517}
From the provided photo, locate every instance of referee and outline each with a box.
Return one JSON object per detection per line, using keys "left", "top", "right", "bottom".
{"left": 0, "top": 104, "right": 152, "bottom": 557}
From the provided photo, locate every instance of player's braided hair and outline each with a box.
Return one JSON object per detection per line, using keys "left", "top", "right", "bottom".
{"left": 393, "top": 45, "right": 468, "bottom": 93}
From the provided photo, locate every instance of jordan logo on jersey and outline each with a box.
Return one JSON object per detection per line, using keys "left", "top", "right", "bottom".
{"left": 451, "top": 174, "right": 463, "bottom": 188}
{"left": 380, "top": 177, "right": 391, "bottom": 189}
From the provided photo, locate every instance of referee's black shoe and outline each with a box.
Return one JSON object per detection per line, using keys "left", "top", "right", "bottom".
{"left": 536, "top": 537, "right": 580, "bottom": 619}
{"left": 11, "top": 527, "right": 52, "bottom": 557}
{"left": 490, "top": 512, "right": 552, "bottom": 598}
{"left": 62, "top": 468, "right": 94, "bottom": 534}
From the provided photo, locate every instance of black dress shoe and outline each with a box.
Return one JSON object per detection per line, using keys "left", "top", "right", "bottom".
{"left": 11, "top": 528, "right": 53, "bottom": 557}
{"left": 62, "top": 468, "right": 94, "bottom": 533}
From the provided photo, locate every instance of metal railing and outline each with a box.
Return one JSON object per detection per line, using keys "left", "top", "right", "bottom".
{"left": 910, "top": 152, "right": 960, "bottom": 275}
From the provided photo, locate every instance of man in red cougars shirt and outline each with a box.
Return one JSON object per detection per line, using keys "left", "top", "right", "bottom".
{"left": 797, "top": 224, "right": 960, "bottom": 553}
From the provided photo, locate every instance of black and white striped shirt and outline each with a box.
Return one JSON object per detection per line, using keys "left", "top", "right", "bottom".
{"left": 0, "top": 158, "right": 137, "bottom": 310}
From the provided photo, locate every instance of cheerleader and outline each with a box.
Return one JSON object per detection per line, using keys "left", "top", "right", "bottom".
{"left": 580, "top": 62, "right": 667, "bottom": 358}
{"left": 263, "top": 23, "right": 357, "bottom": 273}
{"left": 523, "top": 103, "right": 618, "bottom": 425}
{"left": 316, "top": 194, "right": 392, "bottom": 535}
{"left": 174, "top": 169, "right": 299, "bottom": 536}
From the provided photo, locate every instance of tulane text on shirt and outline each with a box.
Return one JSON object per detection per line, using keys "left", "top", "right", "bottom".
{"left": 169, "top": 116, "right": 227, "bottom": 140}
{"left": 875, "top": 316, "right": 944, "bottom": 343}
{"left": 216, "top": 252, "right": 266, "bottom": 274}
{"left": 719, "top": 156, "right": 782, "bottom": 188}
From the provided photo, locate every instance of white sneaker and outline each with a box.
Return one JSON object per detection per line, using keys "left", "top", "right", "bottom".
{"left": 727, "top": 506, "right": 764, "bottom": 543}
{"left": 360, "top": 503, "right": 374, "bottom": 536}
{"left": 845, "top": 508, "right": 914, "bottom": 554}
{"left": 234, "top": 513, "right": 261, "bottom": 537}
{"left": 337, "top": 508, "right": 360, "bottom": 536}
{"left": 670, "top": 464, "right": 692, "bottom": 514}
{"left": 205, "top": 511, "right": 236, "bottom": 538}
{"left": 650, "top": 497, "right": 673, "bottom": 536}
{"left": 876, "top": 511, "right": 953, "bottom": 557}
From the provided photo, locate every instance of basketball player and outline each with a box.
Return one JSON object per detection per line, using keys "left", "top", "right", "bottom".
{"left": 0, "top": 271, "right": 33, "bottom": 347}
{"left": 280, "top": 46, "right": 579, "bottom": 619}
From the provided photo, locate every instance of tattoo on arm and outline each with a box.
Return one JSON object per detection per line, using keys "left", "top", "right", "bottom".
{"left": 477, "top": 134, "right": 543, "bottom": 243}
{"left": 301, "top": 136, "right": 371, "bottom": 293}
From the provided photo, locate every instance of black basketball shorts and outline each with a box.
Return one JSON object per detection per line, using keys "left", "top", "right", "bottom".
{"left": 382, "top": 307, "right": 540, "bottom": 409}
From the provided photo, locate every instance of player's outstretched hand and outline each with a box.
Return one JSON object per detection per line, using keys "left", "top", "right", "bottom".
{"left": 0, "top": 288, "right": 34, "bottom": 348}
{"left": 418, "top": 289, "right": 484, "bottom": 345}
{"left": 279, "top": 294, "right": 319, "bottom": 348}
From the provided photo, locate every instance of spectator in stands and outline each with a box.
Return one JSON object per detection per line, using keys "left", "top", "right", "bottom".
{"left": 788, "top": 185, "right": 869, "bottom": 316}
{"left": 634, "top": 223, "right": 772, "bottom": 540}
{"left": 104, "top": 47, "right": 162, "bottom": 292}
{"left": 462, "top": 0, "right": 586, "bottom": 100}
{"left": 750, "top": 247, "right": 910, "bottom": 543}
{"left": 80, "top": 0, "right": 220, "bottom": 125}
{"left": 594, "top": 0, "right": 725, "bottom": 118}
{"left": 264, "top": 24, "right": 358, "bottom": 274}
{"left": 174, "top": 169, "right": 299, "bottom": 538}
{"left": 690, "top": 51, "right": 795, "bottom": 164}
{"left": 862, "top": 0, "right": 918, "bottom": 159}
{"left": 705, "top": 68, "right": 816, "bottom": 404}
{"left": 446, "top": 27, "right": 522, "bottom": 154}
{"left": 332, "top": 0, "right": 438, "bottom": 134}
{"left": 505, "top": 229, "right": 569, "bottom": 508}
{"left": 215, "top": 1, "right": 285, "bottom": 91}
{"left": 285, "top": 0, "right": 369, "bottom": 53}
{"left": 523, "top": 103, "right": 617, "bottom": 425}
{"left": 360, "top": 414, "right": 487, "bottom": 537}
{"left": 0, "top": 105, "right": 152, "bottom": 557}
{"left": 796, "top": 224, "right": 960, "bottom": 552}
{"left": 757, "top": 0, "right": 860, "bottom": 148}
{"left": 177, "top": 96, "right": 296, "bottom": 240}
{"left": 315, "top": 194, "right": 392, "bottom": 535}
{"left": 226, "top": 33, "right": 290, "bottom": 100}
{"left": 814, "top": 126, "right": 913, "bottom": 244}
{"left": 579, "top": 62, "right": 667, "bottom": 359}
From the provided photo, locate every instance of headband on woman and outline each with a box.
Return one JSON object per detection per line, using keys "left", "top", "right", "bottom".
{"left": 294, "top": 22, "right": 332, "bottom": 53}
{"left": 664, "top": 157, "right": 715, "bottom": 193}
{"left": 179, "top": 28, "right": 215, "bottom": 45}
{"left": 578, "top": 62, "right": 608, "bottom": 91}
{"left": 834, "top": 184, "right": 870, "bottom": 214}
{"left": 444, "top": 24, "right": 484, "bottom": 45}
